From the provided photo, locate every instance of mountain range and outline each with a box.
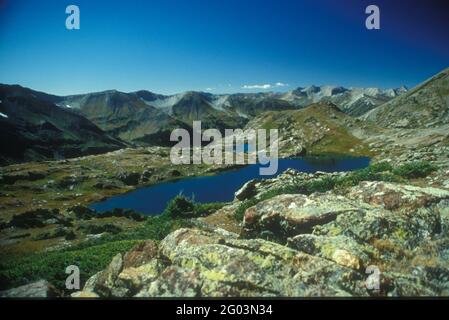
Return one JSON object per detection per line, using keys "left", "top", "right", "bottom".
{"left": 6, "top": 73, "right": 447, "bottom": 166}
{"left": 0, "top": 85, "right": 125, "bottom": 165}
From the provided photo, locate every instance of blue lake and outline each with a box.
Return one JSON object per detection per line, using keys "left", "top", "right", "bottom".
{"left": 90, "top": 156, "right": 370, "bottom": 215}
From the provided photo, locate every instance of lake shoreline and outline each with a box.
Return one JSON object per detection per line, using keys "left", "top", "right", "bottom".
{"left": 89, "top": 156, "right": 371, "bottom": 215}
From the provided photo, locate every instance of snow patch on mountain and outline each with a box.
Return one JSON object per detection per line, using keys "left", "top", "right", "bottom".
{"left": 149, "top": 93, "right": 185, "bottom": 115}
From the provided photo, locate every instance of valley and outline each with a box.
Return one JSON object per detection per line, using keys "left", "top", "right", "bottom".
{"left": 0, "top": 67, "right": 449, "bottom": 297}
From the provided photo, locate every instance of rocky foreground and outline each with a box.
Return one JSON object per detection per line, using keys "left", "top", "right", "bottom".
{"left": 53, "top": 167, "right": 449, "bottom": 297}
{"left": 2, "top": 133, "right": 449, "bottom": 297}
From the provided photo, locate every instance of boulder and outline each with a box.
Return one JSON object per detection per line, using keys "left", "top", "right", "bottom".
{"left": 82, "top": 241, "right": 164, "bottom": 297}
{"left": 122, "top": 228, "right": 367, "bottom": 297}
{"left": 287, "top": 234, "right": 378, "bottom": 271}
{"left": 346, "top": 181, "right": 449, "bottom": 212}
{"left": 234, "top": 179, "right": 258, "bottom": 201}
{"left": 123, "top": 240, "right": 159, "bottom": 269}
{"left": 85, "top": 253, "right": 123, "bottom": 297}
{"left": 242, "top": 193, "right": 364, "bottom": 242}
{"left": 0, "top": 280, "right": 59, "bottom": 298}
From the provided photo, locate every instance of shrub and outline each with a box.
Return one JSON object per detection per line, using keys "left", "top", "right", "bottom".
{"left": 162, "top": 195, "right": 195, "bottom": 219}
{"left": 393, "top": 161, "right": 437, "bottom": 179}
{"left": 97, "top": 208, "right": 146, "bottom": 221}
{"left": 162, "top": 195, "right": 226, "bottom": 219}
{"left": 77, "top": 223, "right": 123, "bottom": 235}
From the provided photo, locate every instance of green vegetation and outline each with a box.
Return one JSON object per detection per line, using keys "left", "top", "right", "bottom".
{"left": 0, "top": 240, "right": 137, "bottom": 292}
{"left": 162, "top": 194, "right": 226, "bottom": 219}
{"left": 234, "top": 161, "right": 435, "bottom": 221}
{"left": 0, "top": 197, "right": 226, "bottom": 293}
{"left": 392, "top": 161, "right": 437, "bottom": 179}
{"left": 163, "top": 195, "right": 195, "bottom": 218}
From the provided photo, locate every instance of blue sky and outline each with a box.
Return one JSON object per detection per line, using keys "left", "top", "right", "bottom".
{"left": 0, "top": 0, "right": 448, "bottom": 95}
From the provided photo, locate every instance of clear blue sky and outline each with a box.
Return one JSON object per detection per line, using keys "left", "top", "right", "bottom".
{"left": 0, "top": 0, "right": 448, "bottom": 95}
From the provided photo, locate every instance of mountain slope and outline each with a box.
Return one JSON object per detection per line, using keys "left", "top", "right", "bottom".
{"left": 363, "top": 67, "right": 449, "bottom": 128}
{"left": 168, "top": 92, "right": 247, "bottom": 131}
{"left": 0, "top": 82, "right": 407, "bottom": 157}
{"left": 0, "top": 85, "right": 125, "bottom": 165}
{"left": 137, "top": 86, "right": 404, "bottom": 120}
{"left": 60, "top": 90, "right": 189, "bottom": 146}
{"left": 244, "top": 102, "right": 378, "bottom": 157}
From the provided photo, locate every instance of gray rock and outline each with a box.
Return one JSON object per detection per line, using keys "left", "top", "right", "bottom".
{"left": 242, "top": 193, "right": 364, "bottom": 242}
{"left": 234, "top": 179, "right": 258, "bottom": 201}
{"left": 0, "top": 280, "right": 59, "bottom": 298}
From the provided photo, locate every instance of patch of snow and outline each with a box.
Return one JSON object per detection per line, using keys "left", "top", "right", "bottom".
{"left": 210, "top": 95, "right": 230, "bottom": 111}
{"left": 149, "top": 93, "right": 185, "bottom": 115}
{"left": 236, "top": 110, "right": 249, "bottom": 118}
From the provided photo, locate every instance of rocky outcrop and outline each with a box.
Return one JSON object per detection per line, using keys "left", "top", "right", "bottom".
{"left": 242, "top": 181, "right": 449, "bottom": 245}
{"left": 78, "top": 229, "right": 368, "bottom": 297}
{"left": 242, "top": 193, "right": 364, "bottom": 242}
{"left": 78, "top": 176, "right": 449, "bottom": 297}
{"left": 233, "top": 168, "right": 350, "bottom": 202}
{"left": 234, "top": 180, "right": 258, "bottom": 201}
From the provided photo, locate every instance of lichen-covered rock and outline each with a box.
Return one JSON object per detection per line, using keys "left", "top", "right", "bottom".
{"left": 122, "top": 240, "right": 159, "bottom": 269}
{"left": 242, "top": 193, "right": 365, "bottom": 242}
{"left": 346, "top": 181, "right": 449, "bottom": 211}
{"left": 287, "top": 234, "right": 378, "bottom": 271}
{"left": 84, "top": 228, "right": 369, "bottom": 297}
{"left": 135, "top": 266, "right": 203, "bottom": 297}
{"left": 79, "top": 176, "right": 449, "bottom": 297}
{"left": 157, "top": 228, "right": 369, "bottom": 297}
{"left": 382, "top": 272, "right": 437, "bottom": 297}
{"left": 85, "top": 253, "right": 123, "bottom": 297}
{"left": 115, "top": 260, "right": 165, "bottom": 296}
{"left": 315, "top": 205, "right": 441, "bottom": 248}
{"left": 71, "top": 291, "right": 100, "bottom": 298}
{"left": 236, "top": 169, "right": 350, "bottom": 201}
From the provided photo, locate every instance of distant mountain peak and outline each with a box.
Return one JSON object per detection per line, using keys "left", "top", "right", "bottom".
{"left": 363, "top": 67, "right": 449, "bottom": 128}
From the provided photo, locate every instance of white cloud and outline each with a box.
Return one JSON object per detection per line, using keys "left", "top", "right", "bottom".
{"left": 205, "top": 87, "right": 215, "bottom": 92}
{"left": 242, "top": 84, "right": 271, "bottom": 90}
{"left": 242, "top": 82, "right": 289, "bottom": 90}
{"left": 275, "top": 82, "right": 289, "bottom": 87}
